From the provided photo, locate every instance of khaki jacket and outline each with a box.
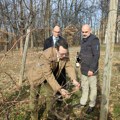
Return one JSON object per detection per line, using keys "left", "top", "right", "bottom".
{"left": 28, "top": 47, "right": 76, "bottom": 92}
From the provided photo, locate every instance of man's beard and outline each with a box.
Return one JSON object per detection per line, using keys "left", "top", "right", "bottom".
{"left": 83, "top": 35, "right": 87, "bottom": 38}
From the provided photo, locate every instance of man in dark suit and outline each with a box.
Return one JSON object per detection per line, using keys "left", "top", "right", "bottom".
{"left": 43, "top": 25, "right": 66, "bottom": 87}
{"left": 43, "top": 26, "right": 63, "bottom": 49}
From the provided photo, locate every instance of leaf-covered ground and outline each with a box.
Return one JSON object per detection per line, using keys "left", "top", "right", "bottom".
{"left": 0, "top": 46, "right": 120, "bottom": 120}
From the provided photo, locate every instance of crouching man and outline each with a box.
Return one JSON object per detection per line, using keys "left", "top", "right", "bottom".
{"left": 27, "top": 39, "right": 80, "bottom": 120}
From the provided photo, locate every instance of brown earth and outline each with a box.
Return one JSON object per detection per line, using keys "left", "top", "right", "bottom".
{"left": 0, "top": 46, "right": 120, "bottom": 119}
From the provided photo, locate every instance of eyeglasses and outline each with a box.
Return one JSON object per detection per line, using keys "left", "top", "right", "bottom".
{"left": 82, "top": 31, "right": 88, "bottom": 33}
{"left": 58, "top": 52, "right": 68, "bottom": 57}
{"left": 54, "top": 31, "right": 60, "bottom": 33}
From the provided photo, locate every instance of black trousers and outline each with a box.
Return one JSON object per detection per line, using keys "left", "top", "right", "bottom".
{"left": 55, "top": 68, "right": 66, "bottom": 87}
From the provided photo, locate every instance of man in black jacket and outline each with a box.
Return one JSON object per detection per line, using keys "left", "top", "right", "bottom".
{"left": 43, "top": 25, "right": 66, "bottom": 86}
{"left": 78, "top": 24, "right": 100, "bottom": 114}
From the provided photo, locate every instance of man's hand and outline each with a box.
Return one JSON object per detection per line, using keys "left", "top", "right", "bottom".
{"left": 88, "top": 70, "right": 93, "bottom": 76}
{"left": 59, "top": 89, "right": 70, "bottom": 99}
{"left": 72, "top": 79, "right": 80, "bottom": 92}
{"left": 72, "top": 79, "right": 80, "bottom": 87}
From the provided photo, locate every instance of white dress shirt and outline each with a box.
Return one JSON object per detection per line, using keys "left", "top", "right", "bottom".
{"left": 53, "top": 36, "right": 59, "bottom": 46}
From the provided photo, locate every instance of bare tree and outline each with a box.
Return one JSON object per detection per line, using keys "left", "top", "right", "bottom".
{"left": 0, "top": 0, "right": 103, "bottom": 49}
{"left": 116, "top": 1, "right": 120, "bottom": 43}
{"left": 44, "top": 0, "right": 51, "bottom": 39}
{"left": 99, "top": 0, "right": 110, "bottom": 44}
{"left": 100, "top": 0, "right": 118, "bottom": 120}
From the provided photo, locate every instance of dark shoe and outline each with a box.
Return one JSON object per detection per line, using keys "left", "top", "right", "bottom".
{"left": 86, "top": 107, "right": 94, "bottom": 114}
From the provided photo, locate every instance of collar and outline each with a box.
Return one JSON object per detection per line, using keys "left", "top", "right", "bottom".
{"left": 53, "top": 36, "right": 59, "bottom": 46}
{"left": 53, "top": 36, "right": 56, "bottom": 40}
{"left": 83, "top": 34, "right": 91, "bottom": 42}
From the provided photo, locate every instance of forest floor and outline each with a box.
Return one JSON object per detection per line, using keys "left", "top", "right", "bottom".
{"left": 0, "top": 45, "right": 120, "bottom": 120}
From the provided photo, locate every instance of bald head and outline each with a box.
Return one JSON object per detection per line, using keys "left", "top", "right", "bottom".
{"left": 52, "top": 25, "right": 61, "bottom": 37}
{"left": 82, "top": 24, "right": 91, "bottom": 38}
{"left": 53, "top": 25, "right": 60, "bottom": 31}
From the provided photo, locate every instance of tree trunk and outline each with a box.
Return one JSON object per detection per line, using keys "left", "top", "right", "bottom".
{"left": 19, "top": 0, "right": 24, "bottom": 54}
{"left": 100, "top": 0, "right": 118, "bottom": 120}
{"left": 30, "top": 0, "right": 34, "bottom": 48}
{"left": 30, "top": 30, "right": 34, "bottom": 50}
{"left": 44, "top": 0, "right": 51, "bottom": 39}
{"left": 19, "top": 28, "right": 30, "bottom": 86}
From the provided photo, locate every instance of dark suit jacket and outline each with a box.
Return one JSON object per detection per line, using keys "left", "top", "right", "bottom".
{"left": 43, "top": 36, "right": 63, "bottom": 50}
{"left": 43, "top": 36, "right": 66, "bottom": 86}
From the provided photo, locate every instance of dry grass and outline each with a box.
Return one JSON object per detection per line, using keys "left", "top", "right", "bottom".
{"left": 0, "top": 45, "right": 120, "bottom": 119}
